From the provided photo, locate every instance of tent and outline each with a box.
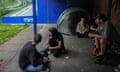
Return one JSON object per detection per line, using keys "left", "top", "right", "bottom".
{"left": 57, "top": 7, "right": 90, "bottom": 35}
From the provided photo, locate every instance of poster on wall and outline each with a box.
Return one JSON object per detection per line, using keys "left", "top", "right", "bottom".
{"left": 1, "top": 0, "right": 68, "bottom": 24}
{"left": 1, "top": 0, "right": 34, "bottom": 24}
{"left": 1, "top": 0, "right": 93, "bottom": 24}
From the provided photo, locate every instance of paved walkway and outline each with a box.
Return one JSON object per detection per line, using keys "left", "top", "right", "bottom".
{"left": 0, "top": 25, "right": 43, "bottom": 72}
{"left": 0, "top": 25, "right": 115, "bottom": 72}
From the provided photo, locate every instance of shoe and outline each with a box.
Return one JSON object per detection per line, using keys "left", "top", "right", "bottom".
{"left": 92, "top": 48, "right": 100, "bottom": 56}
{"left": 94, "top": 55, "right": 106, "bottom": 64}
{"left": 114, "top": 67, "right": 120, "bottom": 72}
{"left": 49, "top": 55, "right": 56, "bottom": 61}
{"left": 92, "top": 48, "right": 97, "bottom": 55}
{"left": 94, "top": 51, "right": 101, "bottom": 57}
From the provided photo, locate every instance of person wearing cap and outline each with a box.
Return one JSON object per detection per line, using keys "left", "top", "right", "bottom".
{"left": 19, "top": 34, "right": 49, "bottom": 72}
{"left": 89, "top": 13, "right": 110, "bottom": 63}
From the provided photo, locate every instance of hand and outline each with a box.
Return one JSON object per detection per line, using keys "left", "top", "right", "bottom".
{"left": 43, "top": 57, "right": 48, "bottom": 63}
{"left": 46, "top": 44, "right": 49, "bottom": 48}
{"left": 48, "top": 47, "right": 53, "bottom": 50}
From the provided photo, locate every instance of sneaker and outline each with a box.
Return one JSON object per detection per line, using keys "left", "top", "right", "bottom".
{"left": 92, "top": 48, "right": 100, "bottom": 56}
{"left": 48, "top": 55, "right": 56, "bottom": 61}
{"left": 94, "top": 51, "right": 101, "bottom": 57}
{"left": 114, "top": 67, "right": 120, "bottom": 72}
{"left": 94, "top": 55, "right": 106, "bottom": 64}
{"left": 92, "top": 48, "right": 97, "bottom": 55}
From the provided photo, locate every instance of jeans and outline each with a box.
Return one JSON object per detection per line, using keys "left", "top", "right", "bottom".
{"left": 25, "top": 64, "right": 44, "bottom": 72}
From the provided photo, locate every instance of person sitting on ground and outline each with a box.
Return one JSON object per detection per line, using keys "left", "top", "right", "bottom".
{"left": 88, "top": 18, "right": 99, "bottom": 56}
{"left": 88, "top": 18, "right": 98, "bottom": 33}
{"left": 45, "top": 27, "right": 67, "bottom": 57}
{"left": 76, "top": 17, "right": 89, "bottom": 37}
{"left": 19, "top": 34, "right": 49, "bottom": 72}
{"left": 88, "top": 13, "right": 118, "bottom": 63}
{"left": 88, "top": 18, "right": 99, "bottom": 55}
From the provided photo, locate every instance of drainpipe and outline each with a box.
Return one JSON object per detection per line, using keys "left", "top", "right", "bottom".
{"left": 107, "top": 0, "right": 112, "bottom": 20}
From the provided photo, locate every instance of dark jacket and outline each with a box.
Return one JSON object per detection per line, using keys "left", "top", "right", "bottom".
{"left": 19, "top": 41, "right": 43, "bottom": 70}
{"left": 49, "top": 32, "right": 65, "bottom": 50}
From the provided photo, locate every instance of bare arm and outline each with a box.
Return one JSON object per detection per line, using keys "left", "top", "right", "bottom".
{"left": 46, "top": 39, "right": 49, "bottom": 45}
{"left": 90, "top": 25, "right": 97, "bottom": 31}
{"left": 89, "top": 33, "right": 106, "bottom": 39}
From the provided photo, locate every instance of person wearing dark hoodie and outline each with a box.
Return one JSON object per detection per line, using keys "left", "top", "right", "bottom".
{"left": 19, "top": 34, "right": 48, "bottom": 72}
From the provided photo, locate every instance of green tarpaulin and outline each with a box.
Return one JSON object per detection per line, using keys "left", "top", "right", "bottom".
{"left": 57, "top": 7, "right": 90, "bottom": 35}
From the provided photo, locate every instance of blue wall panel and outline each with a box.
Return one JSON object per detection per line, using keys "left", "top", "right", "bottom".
{"left": 2, "top": 0, "right": 93, "bottom": 24}
{"left": 37, "top": 0, "right": 47, "bottom": 23}
{"left": 45, "top": 0, "right": 93, "bottom": 24}
{"left": 47, "top": 0, "right": 67, "bottom": 23}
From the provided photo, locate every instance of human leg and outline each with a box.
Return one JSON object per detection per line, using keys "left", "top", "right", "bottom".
{"left": 95, "top": 37, "right": 107, "bottom": 64}
{"left": 92, "top": 37, "right": 100, "bottom": 56}
{"left": 99, "top": 37, "right": 107, "bottom": 55}
{"left": 25, "top": 64, "right": 44, "bottom": 72}
{"left": 95, "top": 37, "right": 99, "bottom": 49}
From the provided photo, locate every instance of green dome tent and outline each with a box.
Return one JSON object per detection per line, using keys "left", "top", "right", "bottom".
{"left": 57, "top": 7, "right": 90, "bottom": 35}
